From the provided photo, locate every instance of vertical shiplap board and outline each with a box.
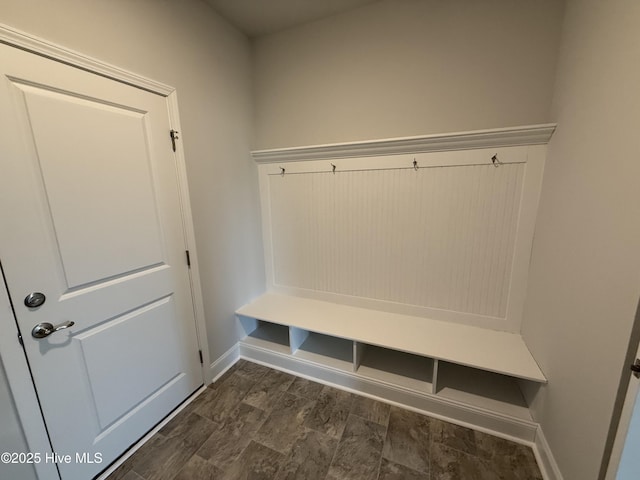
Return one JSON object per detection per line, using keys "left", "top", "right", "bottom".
{"left": 262, "top": 146, "right": 543, "bottom": 332}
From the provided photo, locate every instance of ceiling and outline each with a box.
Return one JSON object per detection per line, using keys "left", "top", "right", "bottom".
{"left": 206, "top": 0, "right": 380, "bottom": 37}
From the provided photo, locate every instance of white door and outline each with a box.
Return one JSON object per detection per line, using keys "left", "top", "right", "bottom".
{"left": 606, "top": 339, "right": 640, "bottom": 479}
{"left": 0, "top": 44, "right": 202, "bottom": 479}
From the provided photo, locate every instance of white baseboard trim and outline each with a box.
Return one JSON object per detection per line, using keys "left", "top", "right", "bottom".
{"left": 534, "top": 425, "right": 563, "bottom": 480}
{"left": 239, "top": 342, "right": 538, "bottom": 444}
{"left": 208, "top": 343, "right": 240, "bottom": 384}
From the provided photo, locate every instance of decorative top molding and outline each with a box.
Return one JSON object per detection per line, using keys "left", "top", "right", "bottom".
{"left": 252, "top": 124, "right": 556, "bottom": 163}
{"left": 0, "top": 23, "right": 174, "bottom": 96}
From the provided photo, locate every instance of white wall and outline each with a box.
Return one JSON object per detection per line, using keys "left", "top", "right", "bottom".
{"left": 521, "top": 1, "right": 640, "bottom": 478}
{"left": 0, "top": 0, "right": 265, "bottom": 363}
{"left": 252, "top": 0, "right": 565, "bottom": 150}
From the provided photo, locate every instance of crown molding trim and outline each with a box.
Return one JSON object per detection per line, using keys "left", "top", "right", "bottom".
{"left": 252, "top": 124, "right": 556, "bottom": 163}
{"left": 0, "top": 23, "right": 173, "bottom": 96}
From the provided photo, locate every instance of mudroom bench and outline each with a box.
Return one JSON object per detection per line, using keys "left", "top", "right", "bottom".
{"left": 236, "top": 292, "right": 546, "bottom": 442}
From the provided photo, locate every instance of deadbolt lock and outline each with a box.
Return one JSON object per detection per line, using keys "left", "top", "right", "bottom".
{"left": 24, "top": 292, "right": 46, "bottom": 308}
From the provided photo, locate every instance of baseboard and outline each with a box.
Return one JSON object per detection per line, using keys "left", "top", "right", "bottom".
{"left": 208, "top": 342, "right": 240, "bottom": 384}
{"left": 534, "top": 425, "right": 563, "bottom": 480}
{"left": 239, "top": 342, "right": 539, "bottom": 444}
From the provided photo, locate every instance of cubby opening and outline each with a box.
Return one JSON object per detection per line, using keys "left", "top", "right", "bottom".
{"left": 435, "top": 362, "right": 531, "bottom": 420}
{"left": 292, "top": 331, "right": 353, "bottom": 371}
{"left": 356, "top": 343, "right": 433, "bottom": 393}
{"left": 240, "top": 319, "right": 290, "bottom": 354}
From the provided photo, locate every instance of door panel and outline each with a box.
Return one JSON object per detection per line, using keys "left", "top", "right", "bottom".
{"left": 0, "top": 43, "right": 202, "bottom": 480}
{"left": 17, "top": 80, "right": 165, "bottom": 288}
{"left": 77, "top": 296, "right": 182, "bottom": 429}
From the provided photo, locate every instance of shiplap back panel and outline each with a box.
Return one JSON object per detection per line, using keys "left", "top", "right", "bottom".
{"left": 269, "top": 163, "right": 523, "bottom": 319}
{"left": 258, "top": 145, "right": 546, "bottom": 332}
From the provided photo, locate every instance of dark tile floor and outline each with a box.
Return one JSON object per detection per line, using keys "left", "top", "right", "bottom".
{"left": 106, "top": 360, "right": 542, "bottom": 480}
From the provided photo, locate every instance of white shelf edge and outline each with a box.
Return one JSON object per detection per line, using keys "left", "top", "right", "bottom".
{"left": 251, "top": 124, "right": 556, "bottom": 163}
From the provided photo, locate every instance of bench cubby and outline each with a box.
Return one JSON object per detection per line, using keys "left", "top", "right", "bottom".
{"left": 292, "top": 331, "right": 353, "bottom": 372}
{"left": 236, "top": 293, "right": 545, "bottom": 440}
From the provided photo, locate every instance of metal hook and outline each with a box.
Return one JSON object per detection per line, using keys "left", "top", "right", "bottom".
{"left": 413, "top": 159, "right": 418, "bottom": 171}
{"left": 491, "top": 154, "right": 500, "bottom": 168}
{"left": 280, "top": 167, "right": 286, "bottom": 176}
{"left": 331, "top": 163, "right": 336, "bottom": 174}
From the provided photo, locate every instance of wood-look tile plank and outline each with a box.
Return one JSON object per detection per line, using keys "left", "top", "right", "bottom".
{"left": 107, "top": 434, "right": 166, "bottom": 480}
{"left": 233, "top": 359, "right": 271, "bottom": 382}
{"left": 381, "top": 406, "right": 431, "bottom": 473}
{"left": 195, "top": 372, "right": 255, "bottom": 423}
{"left": 159, "top": 411, "right": 210, "bottom": 440}
{"left": 287, "top": 377, "right": 324, "bottom": 399}
{"left": 173, "top": 454, "right": 223, "bottom": 480}
{"left": 253, "top": 392, "right": 316, "bottom": 454}
{"left": 327, "top": 414, "right": 386, "bottom": 480}
{"left": 209, "top": 361, "right": 242, "bottom": 387}
{"left": 105, "top": 460, "right": 134, "bottom": 480}
{"left": 377, "top": 458, "right": 429, "bottom": 479}
{"left": 276, "top": 428, "right": 339, "bottom": 480}
{"left": 304, "top": 385, "right": 354, "bottom": 438}
{"left": 119, "top": 471, "right": 145, "bottom": 480}
{"left": 429, "top": 442, "right": 494, "bottom": 480}
{"left": 430, "top": 418, "right": 477, "bottom": 455}
{"left": 350, "top": 395, "right": 391, "bottom": 427}
{"left": 128, "top": 414, "right": 217, "bottom": 480}
{"left": 474, "top": 435, "right": 543, "bottom": 480}
{"left": 224, "top": 440, "right": 286, "bottom": 480}
{"left": 107, "top": 418, "right": 174, "bottom": 480}
{"left": 473, "top": 430, "right": 533, "bottom": 461}
{"left": 243, "top": 369, "right": 296, "bottom": 412}
{"left": 196, "top": 402, "right": 267, "bottom": 470}
{"left": 180, "top": 387, "right": 218, "bottom": 417}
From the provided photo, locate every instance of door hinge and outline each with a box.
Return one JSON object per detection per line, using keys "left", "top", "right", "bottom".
{"left": 198, "top": 350, "right": 203, "bottom": 364}
{"left": 631, "top": 359, "right": 640, "bottom": 379}
{"left": 170, "top": 130, "right": 179, "bottom": 152}
{"left": 17, "top": 333, "right": 23, "bottom": 346}
{"left": 185, "top": 250, "right": 191, "bottom": 268}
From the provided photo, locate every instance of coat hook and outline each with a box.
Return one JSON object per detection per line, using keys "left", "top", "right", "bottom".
{"left": 491, "top": 154, "right": 500, "bottom": 168}
{"left": 280, "top": 167, "right": 286, "bottom": 176}
{"left": 413, "top": 159, "right": 418, "bottom": 171}
{"left": 331, "top": 163, "right": 336, "bottom": 174}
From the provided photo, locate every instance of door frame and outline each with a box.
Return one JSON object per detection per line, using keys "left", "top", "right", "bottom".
{"left": 0, "top": 22, "right": 210, "bottom": 478}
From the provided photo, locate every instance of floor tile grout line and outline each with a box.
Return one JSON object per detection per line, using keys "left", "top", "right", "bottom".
{"left": 378, "top": 406, "right": 392, "bottom": 479}
{"left": 324, "top": 410, "right": 351, "bottom": 480}
{"left": 373, "top": 447, "right": 385, "bottom": 480}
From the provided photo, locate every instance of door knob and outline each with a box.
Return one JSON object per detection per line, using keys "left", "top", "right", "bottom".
{"left": 31, "top": 321, "right": 75, "bottom": 339}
